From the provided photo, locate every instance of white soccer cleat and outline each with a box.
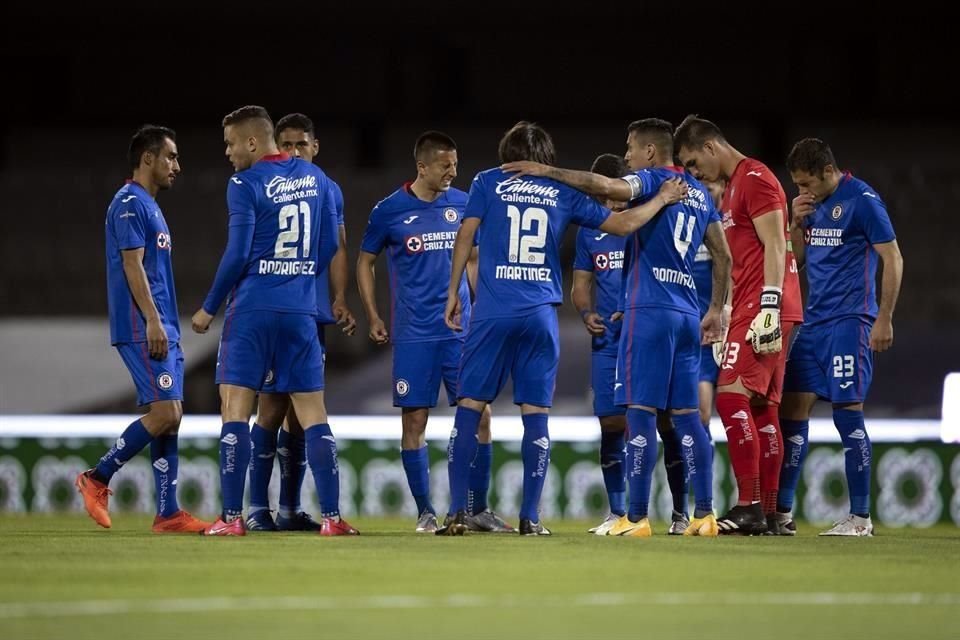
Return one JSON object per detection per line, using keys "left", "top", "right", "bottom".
{"left": 588, "top": 513, "right": 620, "bottom": 536}
{"left": 818, "top": 514, "right": 874, "bottom": 537}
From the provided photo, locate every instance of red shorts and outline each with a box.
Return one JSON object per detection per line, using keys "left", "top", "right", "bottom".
{"left": 717, "top": 318, "right": 797, "bottom": 404}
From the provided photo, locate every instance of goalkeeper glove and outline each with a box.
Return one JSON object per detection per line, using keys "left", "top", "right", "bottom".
{"left": 745, "top": 287, "right": 782, "bottom": 354}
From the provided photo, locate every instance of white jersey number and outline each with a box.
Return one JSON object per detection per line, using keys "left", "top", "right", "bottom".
{"left": 506, "top": 206, "right": 548, "bottom": 265}
{"left": 274, "top": 201, "right": 312, "bottom": 259}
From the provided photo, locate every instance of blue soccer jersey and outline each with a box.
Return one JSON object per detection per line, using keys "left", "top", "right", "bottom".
{"left": 204, "top": 155, "right": 339, "bottom": 317}
{"left": 799, "top": 173, "right": 896, "bottom": 326}
{"left": 316, "top": 179, "right": 345, "bottom": 325}
{"left": 573, "top": 227, "right": 625, "bottom": 354}
{"left": 620, "top": 167, "right": 720, "bottom": 316}
{"left": 465, "top": 168, "right": 610, "bottom": 320}
{"left": 360, "top": 185, "right": 472, "bottom": 343}
{"left": 105, "top": 181, "right": 180, "bottom": 345}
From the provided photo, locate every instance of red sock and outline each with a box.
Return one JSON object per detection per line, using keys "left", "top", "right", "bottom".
{"left": 716, "top": 392, "right": 760, "bottom": 506}
{"left": 753, "top": 404, "right": 784, "bottom": 516}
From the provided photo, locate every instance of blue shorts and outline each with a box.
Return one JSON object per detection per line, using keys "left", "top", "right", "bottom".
{"left": 216, "top": 311, "right": 324, "bottom": 393}
{"left": 393, "top": 339, "right": 462, "bottom": 408}
{"left": 699, "top": 344, "right": 719, "bottom": 384}
{"left": 615, "top": 308, "right": 699, "bottom": 410}
{"left": 783, "top": 317, "right": 873, "bottom": 404}
{"left": 457, "top": 306, "right": 559, "bottom": 407}
{"left": 591, "top": 350, "right": 623, "bottom": 417}
{"left": 116, "top": 341, "right": 184, "bottom": 406}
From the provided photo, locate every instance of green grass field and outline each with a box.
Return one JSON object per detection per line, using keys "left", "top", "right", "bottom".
{"left": 1, "top": 515, "right": 958, "bottom": 639}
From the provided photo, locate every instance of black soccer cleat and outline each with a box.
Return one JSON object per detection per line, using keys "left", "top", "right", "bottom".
{"left": 518, "top": 519, "right": 552, "bottom": 536}
{"left": 716, "top": 503, "right": 768, "bottom": 536}
{"left": 762, "top": 513, "right": 782, "bottom": 536}
{"left": 435, "top": 510, "right": 468, "bottom": 536}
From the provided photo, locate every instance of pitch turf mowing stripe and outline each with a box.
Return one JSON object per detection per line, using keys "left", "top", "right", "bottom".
{"left": 1, "top": 592, "right": 958, "bottom": 619}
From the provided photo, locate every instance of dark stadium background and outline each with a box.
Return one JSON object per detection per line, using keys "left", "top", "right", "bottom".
{"left": 1, "top": 9, "right": 955, "bottom": 418}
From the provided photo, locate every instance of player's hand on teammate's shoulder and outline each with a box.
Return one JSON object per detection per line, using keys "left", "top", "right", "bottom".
{"left": 333, "top": 301, "right": 357, "bottom": 336}
{"left": 500, "top": 160, "right": 549, "bottom": 177}
{"left": 444, "top": 294, "right": 463, "bottom": 333}
{"left": 146, "top": 318, "right": 169, "bottom": 360}
{"left": 870, "top": 316, "right": 894, "bottom": 352}
{"left": 656, "top": 177, "right": 688, "bottom": 207}
{"left": 191, "top": 309, "right": 214, "bottom": 335}
{"left": 368, "top": 317, "right": 390, "bottom": 345}
{"left": 579, "top": 310, "right": 606, "bottom": 336}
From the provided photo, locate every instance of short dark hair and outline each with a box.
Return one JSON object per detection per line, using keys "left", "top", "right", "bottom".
{"left": 221, "top": 105, "right": 274, "bottom": 137}
{"left": 128, "top": 125, "right": 176, "bottom": 170}
{"left": 627, "top": 118, "right": 674, "bottom": 159}
{"left": 590, "top": 153, "right": 627, "bottom": 179}
{"left": 786, "top": 138, "right": 838, "bottom": 178}
{"left": 673, "top": 114, "right": 725, "bottom": 151}
{"left": 498, "top": 121, "right": 556, "bottom": 165}
{"left": 276, "top": 112, "right": 315, "bottom": 139}
{"left": 414, "top": 131, "right": 457, "bottom": 162}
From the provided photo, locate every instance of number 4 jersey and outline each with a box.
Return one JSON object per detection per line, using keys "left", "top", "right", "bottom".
{"left": 223, "top": 154, "right": 339, "bottom": 315}
{"left": 465, "top": 168, "right": 610, "bottom": 320}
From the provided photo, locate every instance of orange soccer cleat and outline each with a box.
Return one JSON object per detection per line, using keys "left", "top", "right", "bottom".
{"left": 75, "top": 470, "right": 112, "bottom": 529}
{"left": 152, "top": 510, "right": 212, "bottom": 534}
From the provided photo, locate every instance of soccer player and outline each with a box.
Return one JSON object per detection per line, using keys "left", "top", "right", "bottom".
{"left": 76, "top": 125, "right": 209, "bottom": 534}
{"left": 675, "top": 115, "right": 804, "bottom": 535}
{"left": 245, "top": 113, "right": 356, "bottom": 532}
{"left": 571, "top": 154, "right": 629, "bottom": 536}
{"left": 191, "top": 105, "right": 356, "bottom": 537}
{"left": 501, "top": 119, "right": 731, "bottom": 537}
{"left": 775, "top": 138, "right": 902, "bottom": 536}
{"left": 357, "top": 131, "right": 513, "bottom": 534}
{"left": 439, "top": 121, "right": 688, "bottom": 536}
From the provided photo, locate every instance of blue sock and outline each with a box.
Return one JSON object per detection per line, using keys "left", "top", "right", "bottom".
{"left": 219, "top": 421, "right": 251, "bottom": 522}
{"left": 599, "top": 430, "right": 626, "bottom": 516}
{"left": 277, "top": 429, "right": 306, "bottom": 518}
{"left": 94, "top": 418, "right": 154, "bottom": 484}
{"left": 447, "top": 406, "right": 481, "bottom": 515}
{"left": 674, "top": 412, "right": 713, "bottom": 517}
{"left": 306, "top": 424, "right": 340, "bottom": 518}
{"left": 659, "top": 421, "right": 688, "bottom": 515}
{"left": 520, "top": 413, "right": 550, "bottom": 522}
{"left": 702, "top": 419, "right": 715, "bottom": 467}
{"left": 626, "top": 408, "right": 658, "bottom": 522}
{"left": 468, "top": 442, "right": 492, "bottom": 515}
{"left": 149, "top": 434, "right": 180, "bottom": 518}
{"left": 777, "top": 418, "right": 810, "bottom": 512}
{"left": 401, "top": 446, "right": 435, "bottom": 516}
{"left": 834, "top": 409, "right": 872, "bottom": 517}
{"left": 248, "top": 424, "right": 277, "bottom": 514}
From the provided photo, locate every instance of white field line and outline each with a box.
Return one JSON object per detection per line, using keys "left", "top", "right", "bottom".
{"left": 0, "top": 592, "right": 958, "bottom": 619}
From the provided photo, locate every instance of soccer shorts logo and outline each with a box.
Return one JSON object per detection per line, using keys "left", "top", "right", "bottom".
{"left": 264, "top": 369, "right": 275, "bottom": 385}
{"left": 156, "top": 232, "right": 172, "bottom": 250}
{"left": 157, "top": 372, "right": 174, "bottom": 390}
{"left": 443, "top": 208, "right": 459, "bottom": 224}
{"left": 395, "top": 379, "right": 410, "bottom": 396}
{"left": 594, "top": 252, "right": 609, "bottom": 271}
{"left": 831, "top": 205, "right": 843, "bottom": 220}
{"left": 404, "top": 236, "right": 424, "bottom": 254}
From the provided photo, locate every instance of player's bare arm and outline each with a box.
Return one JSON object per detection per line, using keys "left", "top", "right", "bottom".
{"left": 701, "top": 221, "right": 732, "bottom": 344}
{"left": 745, "top": 209, "right": 787, "bottom": 354}
{"left": 466, "top": 245, "right": 480, "bottom": 299}
{"left": 331, "top": 224, "right": 357, "bottom": 336}
{"left": 599, "top": 178, "right": 687, "bottom": 236}
{"left": 571, "top": 270, "right": 605, "bottom": 336}
{"left": 501, "top": 161, "right": 635, "bottom": 202}
{"left": 871, "top": 239, "right": 903, "bottom": 352}
{"left": 356, "top": 250, "right": 389, "bottom": 345}
{"left": 121, "top": 248, "right": 168, "bottom": 360}
{"left": 446, "top": 217, "right": 480, "bottom": 332}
